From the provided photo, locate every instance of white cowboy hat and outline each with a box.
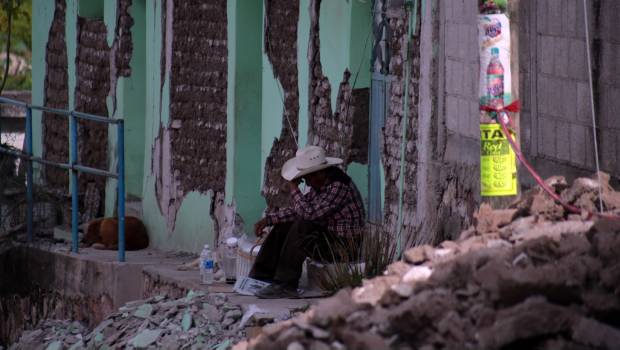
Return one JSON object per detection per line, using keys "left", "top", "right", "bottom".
{"left": 281, "top": 146, "right": 343, "bottom": 181}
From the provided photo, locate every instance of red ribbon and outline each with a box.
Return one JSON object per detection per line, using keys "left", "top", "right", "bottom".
{"left": 479, "top": 99, "right": 620, "bottom": 221}
{"left": 479, "top": 100, "right": 520, "bottom": 113}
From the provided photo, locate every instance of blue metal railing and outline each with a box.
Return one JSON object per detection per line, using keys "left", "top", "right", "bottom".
{"left": 0, "top": 96, "right": 127, "bottom": 262}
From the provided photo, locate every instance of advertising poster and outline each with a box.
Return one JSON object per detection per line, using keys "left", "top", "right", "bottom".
{"left": 480, "top": 124, "right": 517, "bottom": 196}
{"left": 478, "top": 14, "right": 512, "bottom": 114}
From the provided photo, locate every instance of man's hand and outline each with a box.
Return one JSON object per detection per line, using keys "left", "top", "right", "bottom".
{"left": 254, "top": 218, "right": 269, "bottom": 237}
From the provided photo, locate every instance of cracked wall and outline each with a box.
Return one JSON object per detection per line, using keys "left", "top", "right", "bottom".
{"left": 261, "top": 0, "right": 300, "bottom": 209}
{"left": 41, "top": 0, "right": 135, "bottom": 221}
{"left": 381, "top": 1, "right": 477, "bottom": 247}
{"left": 74, "top": 17, "right": 110, "bottom": 220}
{"left": 349, "top": 87, "right": 370, "bottom": 164}
{"left": 42, "top": 0, "right": 69, "bottom": 192}
{"left": 307, "top": 0, "right": 355, "bottom": 167}
{"left": 113, "top": 0, "right": 133, "bottom": 78}
{"left": 152, "top": 0, "right": 228, "bottom": 233}
{"left": 381, "top": 10, "right": 409, "bottom": 237}
{"left": 169, "top": 0, "right": 227, "bottom": 195}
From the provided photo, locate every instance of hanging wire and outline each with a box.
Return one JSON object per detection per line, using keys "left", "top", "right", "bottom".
{"left": 268, "top": 3, "right": 374, "bottom": 150}
{"left": 582, "top": 0, "right": 605, "bottom": 212}
{"left": 273, "top": 80, "right": 299, "bottom": 147}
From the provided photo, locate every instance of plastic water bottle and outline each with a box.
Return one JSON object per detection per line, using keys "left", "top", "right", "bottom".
{"left": 486, "top": 47, "right": 504, "bottom": 111}
{"left": 200, "top": 244, "right": 214, "bottom": 285}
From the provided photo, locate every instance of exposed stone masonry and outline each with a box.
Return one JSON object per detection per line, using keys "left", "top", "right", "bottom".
{"left": 307, "top": 0, "right": 355, "bottom": 167}
{"left": 170, "top": 0, "right": 228, "bottom": 195}
{"left": 42, "top": 0, "right": 69, "bottom": 191}
{"left": 381, "top": 11, "right": 409, "bottom": 237}
{"left": 349, "top": 88, "right": 370, "bottom": 165}
{"left": 74, "top": 17, "right": 111, "bottom": 219}
{"left": 261, "top": 0, "right": 300, "bottom": 208}
{"left": 114, "top": 0, "right": 133, "bottom": 78}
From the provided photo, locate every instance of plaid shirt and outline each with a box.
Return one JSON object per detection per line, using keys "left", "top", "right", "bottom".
{"left": 265, "top": 180, "right": 366, "bottom": 236}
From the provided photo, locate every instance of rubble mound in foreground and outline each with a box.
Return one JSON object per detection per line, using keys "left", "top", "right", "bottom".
{"left": 239, "top": 174, "right": 620, "bottom": 350}
{"left": 9, "top": 291, "right": 250, "bottom": 350}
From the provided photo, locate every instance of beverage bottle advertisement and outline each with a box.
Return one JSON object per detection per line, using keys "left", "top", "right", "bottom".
{"left": 478, "top": 9, "right": 517, "bottom": 197}
{"left": 478, "top": 14, "right": 512, "bottom": 114}
{"left": 480, "top": 124, "right": 517, "bottom": 196}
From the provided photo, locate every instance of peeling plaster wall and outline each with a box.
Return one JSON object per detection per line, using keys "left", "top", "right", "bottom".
{"left": 74, "top": 17, "right": 110, "bottom": 218}
{"left": 307, "top": 0, "right": 355, "bottom": 165}
{"left": 349, "top": 88, "right": 370, "bottom": 165}
{"left": 113, "top": 0, "right": 133, "bottom": 78}
{"left": 380, "top": 1, "right": 478, "bottom": 247}
{"left": 260, "top": 0, "right": 371, "bottom": 212}
{"left": 32, "top": 1, "right": 57, "bottom": 173}
{"left": 169, "top": 0, "right": 227, "bottom": 195}
{"left": 39, "top": 0, "right": 136, "bottom": 220}
{"left": 381, "top": 11, "right": 409, "bottom": 236}
{"left": 373, "top": 0, "right": 481, "bottom": 248}
{"left": 42, "top": 0, "right": 70, "bottom": 191}
{"left": 400, "top": 2, "right": 423, "bottom": 244}
{"left": 408, "top": 0, "right": 451, "bottom": 246}
{"left": 151, "top": 0, "right": 228, "bottom": 234}
{"left": 141, "top": 0, "right": 221, "bottom": 252}
{"left": 261, "top": 0, "right": 300, "bottom": 209}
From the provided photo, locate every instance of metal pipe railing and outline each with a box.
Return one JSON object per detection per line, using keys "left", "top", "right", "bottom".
{"left": 0, "top": 96, "right": 127, "bottom": 262}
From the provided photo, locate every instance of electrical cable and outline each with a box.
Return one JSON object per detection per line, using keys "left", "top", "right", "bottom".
{"left": 582, "top": 0, "right": 605, "bottom": 212}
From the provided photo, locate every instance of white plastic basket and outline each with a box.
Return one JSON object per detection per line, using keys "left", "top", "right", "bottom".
{"left": 236, "top": 237, "right": 262, "bottom": 279}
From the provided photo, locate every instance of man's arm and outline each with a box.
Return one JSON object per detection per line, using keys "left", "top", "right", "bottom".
{"left": 264, "top": 207, "right": 296, "bottom": 225}
{"left": 291, "top": 181, "right": 348, "bottom": 221}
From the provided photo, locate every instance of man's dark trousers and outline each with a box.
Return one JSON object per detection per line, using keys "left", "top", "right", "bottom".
{"left": 249, "top": 220, "right": 339, "bottom": 288}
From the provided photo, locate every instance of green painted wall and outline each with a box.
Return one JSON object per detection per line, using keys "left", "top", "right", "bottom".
{"left": 350, "top": 0, "right": 372, "bottom": 89}
{"left": 104, "top": 0, "right": 118, "bottom": 217}
{"left": 297, "top": 0, "right": 310, "bottom": 148}
{"left": 66, "top": 0, "right": 77, "bottom": 110}
{"left": 260, "top": 13, "right": 285, "bottom": 185}
{"left": 33, "top": 0, "right": 374, "bottom": 253}
{"left": 230, "top": 0, "right": 264, "bottom": 227}
{"left": 140, "top": 0, "right": 215, "bottom": 253}
{"left": 140, "top": 0, "right": 168, "bottom": 249}
{"left": 298, "top": 0, "right": 372, "bottom": 208}
{"left": 319, "top": 0, "right": 352, "bottom": 111}
{"left": 102, "top": 0, "right": 146, "bottom": 206}
{"left": 122, "top": 0, "right": 147, "bottom": 198}
{"left": 78, "top": 0, "right": 104, "bottom": 19}
{"left": 31, "top": 0, "right": 56, "bottom": 180}
{"left": 225, "top": 0, "right": 236, "bottom": 204}
{"left": 267, "top": 0, "right": 372, "bottom": 208}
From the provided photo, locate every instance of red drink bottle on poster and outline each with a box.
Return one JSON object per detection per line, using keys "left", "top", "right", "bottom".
{"left": 486, "top": 47, "right": 504, "bottom": 111}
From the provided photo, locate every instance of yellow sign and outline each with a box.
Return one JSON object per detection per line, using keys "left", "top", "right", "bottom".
{"left": 480, "top": 123, "right": 517, "bottom": 196}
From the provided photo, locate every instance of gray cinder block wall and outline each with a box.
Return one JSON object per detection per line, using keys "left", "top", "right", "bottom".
{"left": 442, "top": 0, "right": 620, "bottom": 186}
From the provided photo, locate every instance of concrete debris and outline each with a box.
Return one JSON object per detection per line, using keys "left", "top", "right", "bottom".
{"left": 240, "top": 174, "right": 620, "bottom": 349}
{"left": 9, "top": 291, "right": 280, "bottom": 350}
{"left": 6, "top": 320, "right": 86, "bottom": 350}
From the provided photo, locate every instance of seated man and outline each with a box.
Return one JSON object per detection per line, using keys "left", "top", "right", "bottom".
{"left": 250, "top": 146, "right": 366, "bottom": 299}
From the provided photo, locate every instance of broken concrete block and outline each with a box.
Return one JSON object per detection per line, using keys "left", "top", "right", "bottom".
{"left": 129, "top": 329, "right": 161, "bottom": 348}
{"left": 402, "top": 266, "right": 432, "bottom": 285}
{"left": 351, "top": 276, "right": 400, "bottom": 306}
{"left": 474, "top": 203, "right": 519, "bottom": 233}
{"left": 403, "top": 245, "right": 432, "bottom": 265}
{"left": 385, "top": 260, "right": 411, "bottom": 277}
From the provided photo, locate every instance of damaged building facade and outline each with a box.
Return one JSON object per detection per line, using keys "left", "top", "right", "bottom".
{"left": 30, "top": 0, "right": 620, "bottom": 253}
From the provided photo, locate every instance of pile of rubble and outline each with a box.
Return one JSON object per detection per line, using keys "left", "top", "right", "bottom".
{"left": 238, "top": 173, "right": 620, "bottom": 349}
{"left": 9, "top": 291, "right": 255, "bottom": 350}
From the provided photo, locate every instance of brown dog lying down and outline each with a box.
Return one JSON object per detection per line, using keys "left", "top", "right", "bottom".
{"left": 82, "top": 216, "right": 149, "bottom": 250}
